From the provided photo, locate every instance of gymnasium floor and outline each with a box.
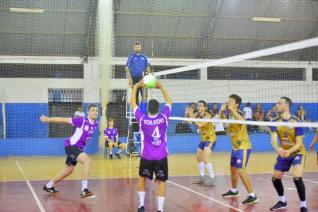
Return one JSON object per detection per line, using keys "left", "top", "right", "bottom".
{"left": 1, "top": 152, "right": 317, "bottom": 212}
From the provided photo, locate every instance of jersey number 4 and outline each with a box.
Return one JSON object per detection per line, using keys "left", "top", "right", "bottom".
{"left": 151, "top": 126, "right": 161, "bottom": 146}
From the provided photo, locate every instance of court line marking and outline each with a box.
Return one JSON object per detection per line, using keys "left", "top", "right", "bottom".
{"left": 167, "top": 180, "right": 244, "bottom": 212}
{"left": 15, "top": 160, "right": 46, "bottom": 212}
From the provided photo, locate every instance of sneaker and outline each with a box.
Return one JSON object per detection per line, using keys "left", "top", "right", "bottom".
{"left": 115, "top": 152, "right": 121, "bottom": 159}
{"left": 193, "top": 176, "right": 205, "bottom": 184}
{"left": 203, "top": 176, "right": 216, "bottom": 186}
{"left": 43, "top": 185, "right": 59, "bottom": 194}
{"left": 270, "top": 201, "right": 287, "bottom": 211}
{"left": 222, "top": 190, "right": 240, "bottom": 198}
{"left": 109, "top": 154, "right": 113, "bottom": 159}
{"left": 242, "top": 195, "right": 259, "bottom": 205}
{"left": 80, "top": 188, "right": 93, "bottom": 198}
{"left": 137, "top": 206, "right": 145, "bottom": 212}
{"left": 300, "top": 207, "right": 308, "bottom": 212}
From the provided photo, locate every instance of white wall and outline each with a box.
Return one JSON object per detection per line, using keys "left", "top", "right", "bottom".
{"left": 0, "top": 56, "right": 317, "bottom": 103}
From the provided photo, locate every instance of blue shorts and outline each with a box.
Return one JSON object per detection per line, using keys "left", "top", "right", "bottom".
{"left": 198, "top": 141, "right": 216, "bottom": 151}
{"left": 230, "top": 149, "right": 252, "bottom": 169}
{"left": 274, "top": 154, "right": 305, "bottom": 172}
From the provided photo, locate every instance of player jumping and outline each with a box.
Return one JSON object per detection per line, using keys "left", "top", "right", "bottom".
{"left": 41, "top": 104, "right": 99, "bottom": 198}
{"left": 270, "top": 97, "right": 307, "bottom": 212}
{"left": 131, "top": 80, "right": 172, "bottom": 212}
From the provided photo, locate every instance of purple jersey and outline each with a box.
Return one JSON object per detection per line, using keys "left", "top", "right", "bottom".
{"left": 104, "top": 127, "right": 118, "bottom": 142}
{"left": 134, "top": 104, "right": 171, "bottom": 160}
{"left": 64, "top": 117, "right": 98, "bottom": 150}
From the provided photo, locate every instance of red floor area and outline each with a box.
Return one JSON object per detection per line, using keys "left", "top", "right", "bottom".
{"left": 1, "top": 173, "right": 318, "bottom": 212}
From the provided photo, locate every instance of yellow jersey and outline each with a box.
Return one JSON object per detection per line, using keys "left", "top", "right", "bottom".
{"left": 196, "top": 112, "right": 217, "bottom": 143}
{"left": 227, "top": 110, "right": 251, "bottom": 150}
{"left": 271, "top": 115, "right": 305, "bottom": 156}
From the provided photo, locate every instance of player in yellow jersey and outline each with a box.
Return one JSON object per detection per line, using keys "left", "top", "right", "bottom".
{"left": 269, "top": 97, "right": 307, "bottom": 212}
{"left": 219, "top": 94, "right": 258, "bottom": 205}
{"left": 188, "top": 100, "right": 217, "bottom": 186}
{"left": 309, "top": 127, "right": 318, "bottom": 165}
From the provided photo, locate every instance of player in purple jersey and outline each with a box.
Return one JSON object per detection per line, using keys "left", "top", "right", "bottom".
{"left": 40, "top": 104, "right": 98, "bottom": 198}
{"left": 104, "top": 118, "right": 126, "bottom": 159}
{"left": 131, "top": 80, "right": 172, "bottom": 212}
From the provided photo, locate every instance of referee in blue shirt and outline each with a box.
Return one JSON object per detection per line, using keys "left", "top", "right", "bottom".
{"left": 125, "top": 42, "right": 151, "bottom": 105}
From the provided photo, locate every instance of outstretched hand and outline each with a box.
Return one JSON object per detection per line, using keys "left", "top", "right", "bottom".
{"left": 155, "top": 80, "right": 162, "bottom": 89}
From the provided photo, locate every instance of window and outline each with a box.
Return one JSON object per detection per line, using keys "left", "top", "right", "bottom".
{"left": 48, "top": 89, "right": 83, "bottom": 138}
{"left": 313, "top": 69, "right": 318, "bottom": 81}
{"left": 207, "top": 67, "right": 305, "bottom": 81}
{"left": 0, "top": 64, "right": 83, "bottom": 78}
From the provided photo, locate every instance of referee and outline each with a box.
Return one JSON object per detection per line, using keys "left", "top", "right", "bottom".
{"left": 125, "top": 42, "right": 151, "bottom": 105}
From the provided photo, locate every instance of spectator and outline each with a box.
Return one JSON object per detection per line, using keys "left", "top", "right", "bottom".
{"left": 210, "top": 103, "right": 219, "bottom": 118}
{"left": 104, "top": 118, "right": 126, "bottom": 159}
{"left": 297, "top": 105, "right": 307, "bottom": 121}
{"left": 253, "top": 104, "right": 266, "bottom": 132}
{"left": 243, "top": 103, "right": 253, "bottom": 133}
{"left": 125, "top": 42, "right": 151, "bottom": 106}
{"left": 266, "top": 105, "right": 278, "bottom": 121}
{"left": 74, "top": 106, "right": 85, "bottom": 117}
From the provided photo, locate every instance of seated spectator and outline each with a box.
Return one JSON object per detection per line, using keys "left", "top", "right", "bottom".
{"left": 297, "top": 105, "right": 307, "bottom": 121}
{"left": 243, "top": 103, "right": 253, "bottom": 133}
{"left": 104, "top": 118, "right": 126, "bottom": 159}
{"left": 74, "top": 106, "right": 85, "bottom": 117}
{"left": 210, "top": 103, "right": 219, "bottom": 118}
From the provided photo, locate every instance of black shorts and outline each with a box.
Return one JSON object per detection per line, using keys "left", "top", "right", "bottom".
{"left": 65, "top": 146, "right": 82, "bottom": 166}
{"left": 139, "top": 157, "right": 168, "bottom": 181}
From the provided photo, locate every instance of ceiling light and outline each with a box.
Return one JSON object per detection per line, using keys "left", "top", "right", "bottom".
{"left": 9, "top": 8, "right": 44, "bottom": 13}
{"left": 252, "top": 17, "right": 281, "bottom": 23}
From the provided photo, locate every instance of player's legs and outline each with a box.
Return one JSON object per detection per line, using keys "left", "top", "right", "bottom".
{"left": 193, "top": 145, "right": 205, "bottom": 184}
{"left": 115, "top": 143, "right": 126, "bottom": 159}
{"left": 291, "top": 155, "right": 307, "bottom": 210}
{"left": 154, "top": 157, "right": 168, "bottom": 212}
{"left": 202, "top": 143, "right": 216, "bottom": 186}
{"left": 157, "top": 180, "right": 166, "bottom": 212}
{"left": 138, "top": 158, "right": 154, "bottom": 211}
{"left": 108, "top": 141, "right": 115, "bottom": 158}
{"left": 76, "top": 152, "right": 93, "bottom": 197}
{"left": 223, "top": 149, "right": 240, "bottom": 198}
{"left": 43, "top": 165, "right": 75, "bottom": 194}
{"left": 270, "top": 156, "right": 292, "bottom": 211}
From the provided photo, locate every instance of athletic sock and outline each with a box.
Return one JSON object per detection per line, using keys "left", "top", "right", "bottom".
{"left": 293, "top": 177, "right": 306, "bottom": 204}
{"left": 230, "top": 188, "right": 238, "bottom": 193}
{"left": 157, "top": 196, "right": 165, "bottom": 212}
{"left": 272, "top": 177, "right": 285, "bottom": 199}
{"left": 46, "top": 180, "right": 54, "bottom": 188}
{"left": 81, "top": 180, "right": 88, "bottom": 191}
{"left": 248, "top": 193, "right": 256, "bottom": 198}
{"left": 138, "top": 191, "right": 145, "bottom": 208}
{"left": 205, "top": 163, "right": 214, "bottom": 178}
{"left": 199, "top": 162, "right": 205, "bottom": 177}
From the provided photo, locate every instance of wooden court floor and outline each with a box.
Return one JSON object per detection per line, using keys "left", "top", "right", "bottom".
{"left": 1, "top": 152, "right": 317, "bottom": 212}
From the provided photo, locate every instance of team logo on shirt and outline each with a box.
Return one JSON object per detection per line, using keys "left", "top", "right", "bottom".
{"left": 84, "top": 125, "right": 89, "bottom": 131}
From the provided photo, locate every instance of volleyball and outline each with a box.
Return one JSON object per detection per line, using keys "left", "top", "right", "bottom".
{"left": 143, "top": 74, "right": 157, "bottom": 89}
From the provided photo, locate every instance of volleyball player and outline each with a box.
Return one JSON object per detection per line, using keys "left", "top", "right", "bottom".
{"left": 309, "top": 127, "right": 318, "bottom": 165}
{"left": 104, "top": 118, "right": 126, "bottom": 159}
{"left": 270, "top": 97, "right": 307, "bottom": 212}
{"left": 41, "top": 104, "right": 99, "bottom": 198}
{"left": 131, "top": 80, "right": 172, "bottom": 212}
{"left": 220, "top": 94, "right": 258, "bottom": 205}
{"left": 188, "top": 100, "right": 217, "bottom": 186}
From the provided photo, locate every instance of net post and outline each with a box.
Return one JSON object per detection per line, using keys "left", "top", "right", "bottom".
{"left": 98, "top": 0, "right": 113, "bottom": 150}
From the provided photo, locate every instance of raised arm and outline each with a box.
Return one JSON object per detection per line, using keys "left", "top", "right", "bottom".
{"left": 40, "top": 115, "right": 70, "bottom": 124}
{"left": 219, "top": 103, "right": 228, "bottom": 119}
{"left": 156, "top": 81, "right": 172, "bottom": 106}
{"left": 228, "top": 105, "right": 244, "bottom": 121}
